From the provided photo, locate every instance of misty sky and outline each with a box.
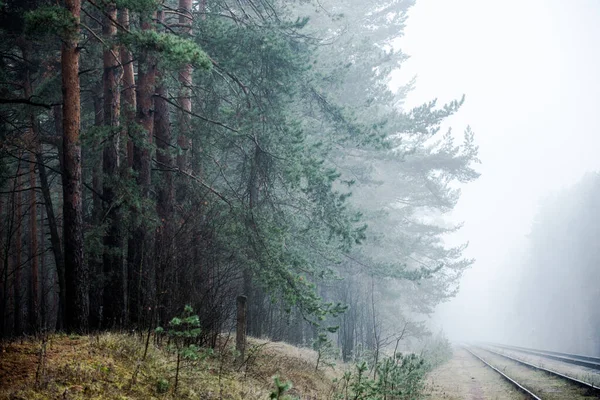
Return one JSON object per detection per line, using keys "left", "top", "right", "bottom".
{"left": 391, "top": 0, "right": 600, "bottom": 340}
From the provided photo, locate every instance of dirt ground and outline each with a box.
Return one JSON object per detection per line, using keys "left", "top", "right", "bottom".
{"left": 423, "top": 347, "right": 528, "bottom": 400}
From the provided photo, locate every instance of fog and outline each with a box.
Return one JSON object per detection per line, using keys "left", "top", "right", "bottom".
{"left": 391, "top": 0, "right": 600, "bottom": 352}
{"left": 2, "top": 0, "right": 600, "bottom": 370}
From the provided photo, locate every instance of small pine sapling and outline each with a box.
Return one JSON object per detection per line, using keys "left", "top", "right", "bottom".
{"left": 269, "top": 375, "right": 294, "bottom": 400}
{"left": 313, "top": 328, "right": 338, "bottom": 371}
{"left": 155, "top": 305, "right": 210, "bottom": 393}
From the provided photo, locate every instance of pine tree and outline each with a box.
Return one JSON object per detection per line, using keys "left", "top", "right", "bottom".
{"left": 61, "top": 0, "right": 88, "bottom": 332}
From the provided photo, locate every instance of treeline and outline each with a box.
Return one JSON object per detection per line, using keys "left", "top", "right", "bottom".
{"left": 515, "top": 173, "right": 600, "bottom": 356}
{"left": 0, "top": 0, "right": 478, "bottom": 360}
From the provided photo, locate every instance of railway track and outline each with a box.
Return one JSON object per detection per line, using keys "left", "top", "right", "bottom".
{"left": 463, "top": 345, "right": 600, "bottom": 399}
{"left": 486, "top": 343, "right": 600, "bottom": 371}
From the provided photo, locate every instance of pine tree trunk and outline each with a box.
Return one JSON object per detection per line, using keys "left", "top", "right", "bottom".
{"left": 119, "top": 8, "right": 135, "bottom": 168}
{"left": 154, "top": 68, "right": 174, "bottom": 323}
{"left": 177, "top": 0, "right": 193, "bottom": 173}
{"left": 62, "top": 0, "right": 88, "bottom": 333}
{"left": 175, "top": 0, "right": 196, "bottom": 323}
{"left": 129, "top": 13, "right": 156, "bottom": 326}
{"left": 118, "top": 7, "right": 136, "bottom": 326}
{"left": 101, "top": 2, "right": 124, "bottom": 329}
{"left": 89, "top": 83, "right": 104, "bottom": 330}
{"left": 0, "top": 190, "right": 4, "bottom": 336}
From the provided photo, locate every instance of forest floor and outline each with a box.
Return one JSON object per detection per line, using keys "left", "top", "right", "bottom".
{"left": 2, "top": 334, "right": 533, "bottom": 400}
{"left": 0, "top": 332, "right": 339, "bottom": 400}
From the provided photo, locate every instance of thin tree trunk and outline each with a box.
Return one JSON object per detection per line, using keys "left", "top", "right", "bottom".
{"left": 236, "top": 295, "right": 247, "bottom": 366}
{"left": 39, "top": 201, "right": 46, "bottom": 330}
{"left": 244, "top": 145, "right": 261, "bottom": 337}
{"left": 14, "top": 159, "right": 22, "bottom": 335}
{"left": 22, "top": 42, "right": 39, "bottom": 333}
{"left": 28, "top": 146, "right": 39, "bottom": 333}
{"left": 62, "top": 0, "right": 88, "bottom": 333}
{"left": 52, "top": 106, "right": 65, "bottom": 175}
{"left": 371, "top": 275, "right": 379, "bottom": 378}
{"left": 2, "top": 172, "right": 19, "bottom": 337}
{"left": 36, "top": 147, "right": 64, "bottom": 330}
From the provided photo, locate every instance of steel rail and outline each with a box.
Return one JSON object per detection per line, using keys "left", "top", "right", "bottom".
{"left": 462, "top": 346, "right": 542, "bottom": 400}
{"left": 486, "top": 343, "right": 600, "bottom": 370}
{"left": 476, "top": 345, "right": 600, "bottom": 393}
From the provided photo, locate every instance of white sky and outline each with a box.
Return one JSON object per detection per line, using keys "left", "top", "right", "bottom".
{"left": 391, "top": 0, "right": 600, "bottom": 341}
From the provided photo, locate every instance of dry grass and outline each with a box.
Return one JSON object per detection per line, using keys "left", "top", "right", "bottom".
{"left": 0, "top": 333, "right": 343, "bottom": 400}
{"left": 243, "top": 338, "right": 343, "bottom": 399}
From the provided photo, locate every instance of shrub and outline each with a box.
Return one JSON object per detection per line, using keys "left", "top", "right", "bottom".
{"left": 420, "top": 331, "right": 453, "bottom": 369}
{"left": 269, "top": 375, "right": 295, "bottom": 399}
{"left": 156, "top": 378, "right": 170, "bottom": 394}
{"left": 332, "top": 353, "right": 427, "bottom": 400}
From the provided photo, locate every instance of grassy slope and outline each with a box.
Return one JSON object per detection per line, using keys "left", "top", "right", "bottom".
{"left": 0, "top": 333, "right": 339, "bottom": 400}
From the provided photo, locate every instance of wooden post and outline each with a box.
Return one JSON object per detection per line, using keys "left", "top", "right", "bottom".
{"left": 236, "top": 295, "right": 247, "bottom": 366}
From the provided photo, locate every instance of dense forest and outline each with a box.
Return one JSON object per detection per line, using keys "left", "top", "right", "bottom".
{"left": 0, "top": 0, "right": 478, "bottom": 362}
{"left": 514, "top": 173, "right": 600, "bottom": 357}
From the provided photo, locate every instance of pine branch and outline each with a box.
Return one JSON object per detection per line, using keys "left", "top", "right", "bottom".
{"left": 0, "top": 98, "right": 57, "bottom": 109}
